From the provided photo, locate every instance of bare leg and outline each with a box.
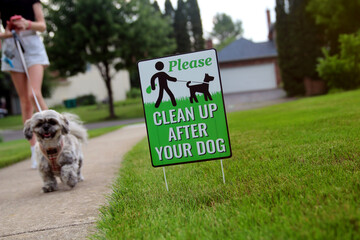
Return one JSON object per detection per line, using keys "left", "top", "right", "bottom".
{"left": 10, "top": 65, "right": 48, "bottom": 168}
{"left": 11, "top": 65, "right": 48, "bottom": 145}
{"left": 28, "top": 64, "right": 48, "bottom": 111}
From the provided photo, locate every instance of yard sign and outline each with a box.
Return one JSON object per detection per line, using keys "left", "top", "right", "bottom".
{"left": 138, "top": 49, "right": 231, "bottom": 167}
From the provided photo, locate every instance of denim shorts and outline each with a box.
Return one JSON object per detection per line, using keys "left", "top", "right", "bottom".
{"left": 1, "top": 30, "right": 50, "bottom": 73}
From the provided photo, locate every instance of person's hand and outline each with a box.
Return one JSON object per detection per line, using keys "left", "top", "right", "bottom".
{"left": 5, "top": 22, "right": 11, "bottom": 32}
{"left": 12, "top": 17, "right": 30, "bottom": 31}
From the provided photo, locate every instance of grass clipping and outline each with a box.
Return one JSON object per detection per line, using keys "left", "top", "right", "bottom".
{"left": 92, "top": 90, "right": 360, "bottom": 240}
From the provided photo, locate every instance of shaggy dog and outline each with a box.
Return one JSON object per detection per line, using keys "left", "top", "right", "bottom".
{"left": 24, "top": 110, "right": 87, "bottom": 193}
{"left": 186, "top": 73, "right": 215, "bottom": 103}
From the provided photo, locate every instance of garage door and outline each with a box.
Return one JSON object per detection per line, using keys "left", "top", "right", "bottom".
{"left": 220, "top": 63, "right": 277, "bottom": 94}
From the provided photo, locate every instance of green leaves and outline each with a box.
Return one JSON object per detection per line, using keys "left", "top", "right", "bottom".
{"left": 44, "top": 0, "right": 175, "bottom": 117}
{"left": 275, "top": 0, "right": 323, "bottom": 96}
{"left": 317, "top": 31, "right": 360, "bottom": 90}
{"left": 211, "top": 13, "right": 243, "bottom": 44}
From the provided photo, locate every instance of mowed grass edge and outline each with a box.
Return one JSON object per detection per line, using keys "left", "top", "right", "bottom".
{"left": 91, "top": 89, "right": 360, "bottom": 239}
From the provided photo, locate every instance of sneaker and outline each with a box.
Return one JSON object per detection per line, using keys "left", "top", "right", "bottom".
{"left": 31, "top": 149, "right": 37, "bottom": 169}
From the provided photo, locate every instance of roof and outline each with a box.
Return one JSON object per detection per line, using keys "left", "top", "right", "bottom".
{"left": 217, "top": 38, "right": 277, "bottom": 63}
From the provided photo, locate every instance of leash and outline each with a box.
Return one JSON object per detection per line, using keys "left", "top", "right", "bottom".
{"left": 12, "top": 30, "right": 42, "bottom": 112}
{"left": 176, "top": 79, "right": 209, "bottom": 85}
{"left": 146, "top": 79, "right": 209, "bottom": 94}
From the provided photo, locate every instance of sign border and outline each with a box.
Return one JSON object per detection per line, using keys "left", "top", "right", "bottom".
{"left": 137, "top": 48, "right": 232, "bottom": 167}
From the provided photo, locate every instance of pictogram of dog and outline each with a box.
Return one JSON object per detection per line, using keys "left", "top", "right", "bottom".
{"left": 186, "top": 73, "right": 215, "bottom": 103}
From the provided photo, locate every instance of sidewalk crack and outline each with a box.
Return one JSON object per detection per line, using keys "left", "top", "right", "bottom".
{"left": 0, "top": 221, "right": 96, "bottom": 238}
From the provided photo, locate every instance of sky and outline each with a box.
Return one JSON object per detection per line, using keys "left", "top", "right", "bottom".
{"left": 156, "top": 0, "right": 277, "bottom": 43}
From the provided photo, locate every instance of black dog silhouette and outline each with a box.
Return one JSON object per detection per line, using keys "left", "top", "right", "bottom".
{"left": 186, "top": 73, "right": 215, "bottom": 103}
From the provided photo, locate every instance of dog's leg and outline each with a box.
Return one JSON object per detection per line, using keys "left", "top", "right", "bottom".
{"left": 194, "top": 95, "right": 199, "bottom": 103}
{"left": 39, "top": 157, "right": 58, "bottom": 193}
{"left": 77, "top": 156, "right": 84, "bottom": 182}
{"left": 59, "top": 152, "right": 78, "bottom": 188}
{"left": 189, "top": 89, "right": 195, "bottom": 103}
{"left": 61, "top": 164, "right": 78, "bottom": 188}
{"left": 204, "top": 94, "right": 208, "bottom": 101}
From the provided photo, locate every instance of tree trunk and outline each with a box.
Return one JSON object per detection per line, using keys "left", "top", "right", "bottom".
{"left": 96, "top": 62, "right": 116, "bottom": 119}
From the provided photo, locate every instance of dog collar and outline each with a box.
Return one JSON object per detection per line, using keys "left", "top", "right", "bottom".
{"left": 40, "top": 139, "right": 64, "bottom": 174}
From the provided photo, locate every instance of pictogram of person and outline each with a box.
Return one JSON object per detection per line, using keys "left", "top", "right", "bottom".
{"left": 151, "top": 61, "right": 177, "bottom": 108}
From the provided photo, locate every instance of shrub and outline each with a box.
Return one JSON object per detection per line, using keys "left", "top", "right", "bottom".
{"left": 317, "top": 31, "right": 360, "bottom": 90}
{"left": 76, "top": 94, "right": 96, "bottom": 106}
{"left": 126, "top": 88, "right": 141, "bottom": 99}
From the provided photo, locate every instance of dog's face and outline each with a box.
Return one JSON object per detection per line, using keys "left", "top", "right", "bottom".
{"left": 24, "top": 110, "right": 69, "bottom": 141}
{"left": 205, "top": 73, "right": 215, "bottom": 82}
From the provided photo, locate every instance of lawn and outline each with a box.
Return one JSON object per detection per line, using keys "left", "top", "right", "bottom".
{"left": 91, "top": 89, "right": 360, "bottom": 239}
{"left": 0, "top": 98, "right": 144, "bottom": 130}
{"left": 0, "top": 98, "right": 144, "bottom": 168}
{"left": 0, "top": 125, "right": 123, "bottom": 169}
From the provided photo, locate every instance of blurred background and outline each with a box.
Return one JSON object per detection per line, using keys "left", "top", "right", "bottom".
{"left": 0, "top": 0, "right": 359, "bottom": 120}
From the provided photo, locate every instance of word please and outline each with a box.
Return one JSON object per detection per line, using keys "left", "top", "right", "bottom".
{"left": 169, "top": 57, "right": 212, "bottom": 72}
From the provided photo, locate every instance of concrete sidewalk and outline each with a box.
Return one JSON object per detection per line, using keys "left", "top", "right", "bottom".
{"left": 0, "top": 123, "right": 146, "bottom": 239}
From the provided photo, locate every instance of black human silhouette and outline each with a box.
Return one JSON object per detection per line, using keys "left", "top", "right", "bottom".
{"left": 151, "top": 61, "right": 177, "bottom": 108}
{"left": 186, "top": 73, "right": 215, "bottom": 103}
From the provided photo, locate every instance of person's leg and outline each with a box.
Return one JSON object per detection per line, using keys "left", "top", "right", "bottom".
{"left": 155, "top": 87, "right": 164, "bottom": 108}
{"left": 165, "top": 87, "right": 177, "bottom": 107}
{"left": 10, "top": 71, "right": 34, "bottom": 125}
{"left": 28, "top": 64, "right": 48, "bottom": 111}
{"left": 10, "top": 71, "right": 38, "bottom": 168}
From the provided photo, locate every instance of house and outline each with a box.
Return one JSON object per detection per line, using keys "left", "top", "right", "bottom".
{"left": 218, "top": 38, "right": 281, "bottom": 94}
{"left": 217, "top": 10, "right": 285, "bottom": 101}
{"left": 45, "top": 65, "right": 130, "bottom": 107}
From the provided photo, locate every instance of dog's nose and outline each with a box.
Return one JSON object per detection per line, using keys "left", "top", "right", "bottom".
{"left": 43, "top": 123, "right": 50, "bottom": 131}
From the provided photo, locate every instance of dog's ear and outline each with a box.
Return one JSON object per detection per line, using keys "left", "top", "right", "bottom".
{"left": 23, "top": 119, "right": 33, "bottom": 140}
{"left": 60, "top": 115, "right": 70, "bottom": 134}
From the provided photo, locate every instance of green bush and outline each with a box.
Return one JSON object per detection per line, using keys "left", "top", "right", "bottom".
{"left": 126, "top": 88, "right": 141, "bottom": 99}
{"left": 76, "top": 94, "right": 96, "bottom": 106}
{"left": 0, "top": 135, "right": 3, "bottom": 143}
{"left": 317, "top": 31, "right": 360, "bottom": 90}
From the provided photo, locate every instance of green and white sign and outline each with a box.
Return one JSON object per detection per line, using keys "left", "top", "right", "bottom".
{"left": 138, "top": 49, "right": 231, "bottom": 167}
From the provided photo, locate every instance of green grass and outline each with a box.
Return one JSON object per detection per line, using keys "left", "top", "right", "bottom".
{"left": 0, "top": 125, "right": 123, "bottom": 169}
{"left": 0, "top": 115, "right": 24, "bottom": 130}
{"left": 91, "top": 89, "right": 360, "bottom": 240}
{"left": 0, "top": 98, "right": 143, "bottom": 130}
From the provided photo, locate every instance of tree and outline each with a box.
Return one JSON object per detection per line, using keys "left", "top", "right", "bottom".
{"left": 45, "top": 0, "right": 175, "bottom": 119}
{"left": 163, "top": 0, "right": 176, "bottom": 53}
{"left": 275, "top": 0, "right": 324, "bottom": 96}
{"left": 152, "top": 0, "right": 160, "bottom": 13}
{"left": 0, "top": 60, "right": 14, "bottom": 113}
{"left": 187, "top": 0, "right": 204, "bottom": 51}
{"left": 317, "top": 31, "right": 360, "bottom": 90}
{"left": 174, "top": 0, "right": 191, "bottom": 53}
{"left": 307, "top": 0, "right": 360, "bottom": 54}
{"left": 164, "top": 0, "right": 175, "bottom": 20}
{"left": 211, "top": 13, "right": 243, "bottom": 43}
